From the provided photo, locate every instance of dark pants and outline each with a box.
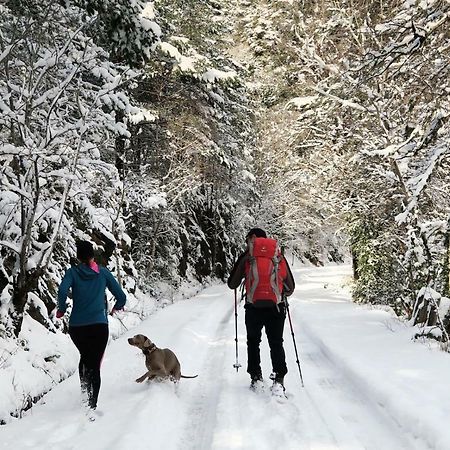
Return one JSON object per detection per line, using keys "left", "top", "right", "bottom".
{"left": 245, "top": 304, "right": 287, "bottom": 379}
{"left": 69, "top": 323, "right": 109, "bottom": 409}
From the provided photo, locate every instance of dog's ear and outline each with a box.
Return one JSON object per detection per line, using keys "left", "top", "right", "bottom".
{"left": 143, "top": 338, "right": 152, "bottom": 348}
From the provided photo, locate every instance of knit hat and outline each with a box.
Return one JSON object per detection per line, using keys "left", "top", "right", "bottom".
{"left": 246, "top": 228, "right": 267, "bottom": 239}
{"left": 76, "top": 240, "right": 94, "bottom": 262}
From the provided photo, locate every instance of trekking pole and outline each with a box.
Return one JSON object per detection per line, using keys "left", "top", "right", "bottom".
{"left": 233, "top": 288, "right": 242, "bottom": 372}
{"left": 285, "top": 300, "right": 304, "bottom": 387}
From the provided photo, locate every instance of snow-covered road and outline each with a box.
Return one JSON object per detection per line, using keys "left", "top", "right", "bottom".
{"left": 0, "top": 265, "right": 439, "bottom": 449}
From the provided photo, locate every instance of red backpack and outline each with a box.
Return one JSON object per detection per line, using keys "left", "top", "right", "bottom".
{"left": 245, "top": 237, "right": 287, "bottom": 305}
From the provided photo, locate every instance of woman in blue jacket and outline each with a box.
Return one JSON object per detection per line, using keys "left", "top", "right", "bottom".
{"left": 57, "top": 240, "right": 126, "bottom": 411}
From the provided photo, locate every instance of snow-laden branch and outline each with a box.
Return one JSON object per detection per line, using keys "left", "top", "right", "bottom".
{"left": 311, "top": 86, "right": 368, "bottom": 112}
{"left": 395, "top": 144, "right": 448, "bottom": 223}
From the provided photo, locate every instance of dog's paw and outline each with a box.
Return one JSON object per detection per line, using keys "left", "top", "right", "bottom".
{"left": 135, "top": 376, "right": 146, "bottom": 383}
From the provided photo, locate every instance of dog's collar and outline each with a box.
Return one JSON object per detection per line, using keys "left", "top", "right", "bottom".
{"left": 143, "top": 343, "right": 157, "bottom": 355}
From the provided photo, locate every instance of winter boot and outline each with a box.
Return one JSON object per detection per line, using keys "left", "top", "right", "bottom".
{"left": 270, "top": 373, "right": 287, "bottom": 398}
{"left": 249, "top": 373, "right": 264, "bottom": 392}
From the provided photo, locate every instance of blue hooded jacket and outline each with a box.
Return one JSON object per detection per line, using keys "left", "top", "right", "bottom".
{"left": 58, "top": 264, "right": 126, "bottom": 326}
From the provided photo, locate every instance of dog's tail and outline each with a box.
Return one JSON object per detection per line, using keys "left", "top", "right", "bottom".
{"left": 180, "top": 374, "right": 198, "bottom": 379}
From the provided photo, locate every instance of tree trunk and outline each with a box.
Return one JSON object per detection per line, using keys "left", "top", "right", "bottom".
{"left": 443, "top": 216, "right": 450, "bottom": 298}
{"left": 11, "top": 269, "right": 41, "bottom": 337}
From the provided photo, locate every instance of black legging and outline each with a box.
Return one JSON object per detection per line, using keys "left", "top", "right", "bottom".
{"left": 69, "top": 323, "right": 109, "bottom": 409}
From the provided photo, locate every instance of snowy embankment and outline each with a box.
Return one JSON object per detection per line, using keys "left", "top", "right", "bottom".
{"left": 0, "top": 279, "right": 206, "bottom": 424}
{"left": 297, "top": 267, "right": 450, "bottom": 449}
{"left": 0, "top": 264, "right": 449, "bottom": 449}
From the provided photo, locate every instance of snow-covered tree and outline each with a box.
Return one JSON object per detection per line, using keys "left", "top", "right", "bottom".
{"left": 0, "top": 1, "right": 142, "bottom": 336}
{"left": 65, "top": 0, "right": 161, "bottom": 66}
{"left": 342, "top": 1, "right": 450, "bottom": 324}
{"left": 227, "top": 0, "right": 349, "bottom": 261}
{"left": 120, "top": 0, "right": 258, "bottom": 287}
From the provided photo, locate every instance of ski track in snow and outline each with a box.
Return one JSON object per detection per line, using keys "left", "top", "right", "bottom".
{"left": 296, "top": 326, "right": 424, "bottom": 450}
{"left": 0, "top": 266, "right": 433, "bottom": 449}
{"left": 180, "top": 304, "right": 232, "bottom": 450}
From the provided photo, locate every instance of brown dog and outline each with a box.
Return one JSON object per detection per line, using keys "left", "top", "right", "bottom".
{"left": 128, "top": 334, "right": 198, "bottom": 383}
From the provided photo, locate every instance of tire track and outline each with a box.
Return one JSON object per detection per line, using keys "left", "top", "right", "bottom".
{"left": 179, "top": 305, "right": 234, "bottom": 450}
{"left": 296, "top": 319, "right": 430, "bottom": 449}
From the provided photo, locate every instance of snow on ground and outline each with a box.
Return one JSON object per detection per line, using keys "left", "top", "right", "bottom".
{"left": 1, "top": 264, "right": 449, "bottom": 449}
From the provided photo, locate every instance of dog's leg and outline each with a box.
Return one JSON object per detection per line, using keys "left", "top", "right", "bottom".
{"left": 173, "top": 380, "right": 180, "bottom": 397}
{"left": 136, "top": 369, "right": 168, "bottom": 383}
{"left": 135, "top": 372, "right": 151, "bottom": 383}
{"left": 171, "top": 365, "right": 181, "bottom": 382}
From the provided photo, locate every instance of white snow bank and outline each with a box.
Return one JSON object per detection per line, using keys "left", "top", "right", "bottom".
{"left": 0, "top": 276, "right": 207, "bottom": 425}
{"left": 294, "top": 265, "right": 450, "bottom": 449}
{"left": 0, "top": 314, "right": 78, "bottom": 424}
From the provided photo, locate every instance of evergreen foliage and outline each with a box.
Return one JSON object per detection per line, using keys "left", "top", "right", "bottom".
{"left": 1, "top": 0, "right": 450, "bottom": 351}
{"left": 0, "top": 0, "right": 257, "bottom": 339}
{"left": 228, "top": 0, "right": 450, "bottom": 337}
{"left": 117, "top": 0, "right": 258, "bottom": 289}
{"left": 0, "top": 0, "right": 137, "bottom": 337}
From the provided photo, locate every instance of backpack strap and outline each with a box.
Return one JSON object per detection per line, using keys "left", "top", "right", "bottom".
{"left": 270, "top": 253, "right": 282, "bottom": 303}
{"left": 247, "top": 256, "right": 260, "bottom": 303}
{"left": 246, "top": 240, "right": 259, "bottom": 303}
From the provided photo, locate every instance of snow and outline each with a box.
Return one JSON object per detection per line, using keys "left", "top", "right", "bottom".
{"left": 208, "top": 91, "right": 225, "bottom": 104}
{"left": 0, "top": 314, "right": 78, "bottom": 424}
{"left": 141, "top": 193, "right": 167, "bottom": 209}
{"left": 202, "top": 69, "right": 237, "bottom": 83}
{"left": 1, "top": 265, "right": 449, "bottom": 448}
{"left": 158, "top": 42, "right": 199, "bottom": 73}
{"left": 140, "top": 18, "right": 162, "bottom": 37}
{"left": 129, "top": 108, "right": 157, "bottom": 124}
{"left": 141, "top": 3, "right": 156, "bottom": 20}
{"left": 241, "top": 170, "right": 255, "bottom": 182}
{"left": 312, "top": 87, "right": 365, "bottom": 111}
{"left": 396, "top": 145, "right": 447, "bottom": 224}
{"left": 285, "top": 96, "right": 318, "bottom": 110}
{"left": 159, "top": 42, "right": 184, "bottom": 61}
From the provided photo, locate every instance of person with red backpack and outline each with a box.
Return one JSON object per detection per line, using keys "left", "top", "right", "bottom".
{"left": 227, "top": 228, "right": 295, "bottom": 395}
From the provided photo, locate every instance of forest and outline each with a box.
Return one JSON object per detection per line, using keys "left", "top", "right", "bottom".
{"left": 0, "top": 0, "right": 449, "bottom": 421}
